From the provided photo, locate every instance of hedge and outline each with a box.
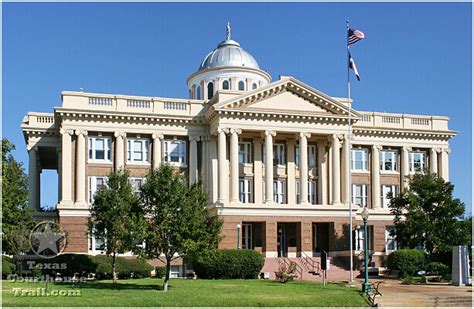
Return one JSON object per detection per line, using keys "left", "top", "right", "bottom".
{"left": 192, "top": 249, "right": 264, "bottom": 279}
{"left": 2, "top": 256, "right": 16, "bottom": 278}
{"left": 35, "top": 254, "right": 153, "bottom": 279}
{"left": 428, "top": 262, "right": 450, "bottom": 277}
{"left": 387, "top": 249, "right": 428, "bottom": 277}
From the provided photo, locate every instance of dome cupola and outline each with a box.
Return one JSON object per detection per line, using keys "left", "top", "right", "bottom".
{"left": 187, "top": 23, "right": 271, "bottom": 100}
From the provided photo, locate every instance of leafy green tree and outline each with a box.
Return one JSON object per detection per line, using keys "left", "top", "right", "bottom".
{"left": 390, "top": 173, "right": 469, "bottom": 257}
{"left": 140, "top": 164, "right": 222, "bottom": 291}
{"left": 1, "top": 138, "right": 33, "bottom": 263}
{"left": 89, "top": 169, "right": 146, "bottom": 283}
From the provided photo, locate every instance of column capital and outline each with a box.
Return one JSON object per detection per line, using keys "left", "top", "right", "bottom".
{"left": 59, "top": 128, "right": 74, "bottom": 136}
{"left": 27, "top": 144, "right": 38, "bottom": 151}
{"left": 189, "top": 135, "right": 201, "bottom": 142}
{"left": 264, "top": 130, "right": 276, "bottom": 137}
{"left": 152, "top": 133, "right": 164, "bottom": 140}
{"left": 442, "top": 148, "right": 451, "bottom": 154}
{"left": 75, "top": 129, "right": 88, "bottom": 136}
{"left": 229, "top": 128, "right": 242, "bottom": 135}
{"left": 402, "top": 146, "right": 412, "bottom": 151}
{"left": 332, "top": 134, "right": 344, "bottom": 142}
{"left": 372, "top": 144, "right": 383, "bottom": 151}
{"left": 298, "top": 132, "right": 311, "bottom": 139}
{"left": 114, "top": 131, "right": 127, "bottom": 138}
{"left": 217, "top": 127, "right": 229, "bottom": 134}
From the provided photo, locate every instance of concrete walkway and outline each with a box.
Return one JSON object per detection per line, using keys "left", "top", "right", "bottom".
{"left": 371, "top": 279, "right": 472, "bottom": 307}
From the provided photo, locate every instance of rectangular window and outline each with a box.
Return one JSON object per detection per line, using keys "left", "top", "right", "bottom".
{"left": 308, "top": 180, "right": 317, "bottom": 205}
{"left": 88, "top": 223, "right": 106, "bottom": 252}
{"left": 410, "top": 152, "right": 425, "bottom": 172}
{"left": 352, "top": 184, "right": 368, "bottom": 208}
{"left": 239, "top": 142, "right": 252, "bottom": 164}
{"left": 351, "top": 149, "right": 369, "bottom": 172}
{"left": 381, "top": 185, "right": 397, "bottom": 208}
{"left": 88, "top": 137, "right": 112, "bottom": 162}
{"left": 380, "top": 150, "right": 397, "bottom": 172}
{"left": 308, "top": 145, "right": 317, "bottom": 167}
{"left": 127, "top": 138, "right": 150, "bottom": 163}
{"left": 88, "top": 176, "right": 107, "bottom": 204}
{"left": 242, "top": 224, "right": 253, "bottom": 249}
{"left": 385, "top": 227, "right": 398, "bottom": 252}
{"left": 239, "top": 179, "right": 252, "bottom": 203}
{"left": 129, "top": 177, "right": 145, "bottom": 193}
{"left": 273, "top": 143, "right": 286, "bottom": 165}
{"left": 354, "top": 225, "right": 373, "bottom": 251}
{"left": 273, "top": 180, "right": 285, "bottom": 204}
{"left": 164, "top": 140, "right": 187, "bottom": 165}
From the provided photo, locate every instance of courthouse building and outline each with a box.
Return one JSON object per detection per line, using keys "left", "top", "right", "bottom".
{"left": 21, "top": 27, "right": 456, "bottom": 273}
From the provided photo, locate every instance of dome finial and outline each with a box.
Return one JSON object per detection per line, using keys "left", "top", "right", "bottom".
{"left": 226, "top": 22, "right": 231, "bottom": 41}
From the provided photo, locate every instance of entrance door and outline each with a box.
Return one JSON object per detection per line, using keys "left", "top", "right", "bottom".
{"left": 313, "top": 223, "right": 330, "bottom": 253}
{"left": 277, "top": 224, "right": 286, "bottom": 257}
{"left": 242, "top": 224, "right": 252, "bottom": 249}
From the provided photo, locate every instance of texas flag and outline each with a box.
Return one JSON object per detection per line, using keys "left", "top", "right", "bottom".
{"left": 348, "top": 52, "right": 361, "bottom": 81}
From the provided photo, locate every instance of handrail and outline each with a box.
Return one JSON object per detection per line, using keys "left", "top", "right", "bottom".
{"left": 300, "top": 252, "right": 321, "bottom": 274}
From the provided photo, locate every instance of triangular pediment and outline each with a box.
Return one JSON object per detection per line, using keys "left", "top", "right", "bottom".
{"left": 212, "top": 77, "right": 361, "bottom": 118}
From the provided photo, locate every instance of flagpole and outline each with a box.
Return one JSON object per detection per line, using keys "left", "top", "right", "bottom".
{"left": 346, "top": 19, "right": 354, "bottom": 284}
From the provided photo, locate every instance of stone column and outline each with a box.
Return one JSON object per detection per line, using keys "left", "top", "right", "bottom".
{"left": 209, "top": 137, "right": 218, "bottom": 203}
{"left": 217, "top": 128, "right": 228, "bottom": 203}
{"left": 75, "top": 130, "right": 87, "bottom": 205}
{"left": 440, "top": 148, "right": 450, "bottom": 181}
{"left": 430, "top": 148, "right": 439, "bottom": 175}
{"left": 317, "top": 142, "right": 327, "bottom": 205}
{"left": 60, "top": 128, "right": 74, "bottom": 205}
{"left": 57, "top": 148, "right": 62, "bottom": 201}
{"left": 287, "top": 140, "right": 296, "bottom": 205}
{"left": 299, "top": 132, "right": 311, "bottom": 205}
{"left": 342, "top": 135, "right": 350, "bottom": 204}
{"left": 189, "top": 135, "right": 199, "bottom": 184}
{"left": 253, "top": 138, "right": 263, "bottom": 204}
{"left": 114, "top": 131, "right": 126, "bottom": 171}
{"left": 332, "top": 135, "right": 341, "bottom": 204}
{"left": 28, "top": 145, "right": 40, "bottom": 211}
{"left": 264, "top": 130, "right": 276, "bottom": 204}
{"left": 230, "top": 129, "right": 241, "bottom": 202}
{"left": 372, "top": 145, "right": 381, "bottom": 208}
{"left": 152, "top": 133, "right": 163, "bottom": 170}
{"left": 402, "top": 146, "right": 411, "bottom": 188}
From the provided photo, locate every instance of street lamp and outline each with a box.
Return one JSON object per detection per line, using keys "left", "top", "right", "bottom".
{"left": 237, "top": 224, "right": 241, "bottom": 249}
{"left": 360, "top": 207, "right": 371, "bottom": 293}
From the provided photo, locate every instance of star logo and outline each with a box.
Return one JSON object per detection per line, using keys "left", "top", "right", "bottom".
{"left": 29, "top": 221, "right": 67, "bottom": 259}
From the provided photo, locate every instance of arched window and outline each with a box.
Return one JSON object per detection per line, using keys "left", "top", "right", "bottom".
{"left": 238, "top": 81, "right": 245, "bottom": 91}
{"left": 252, "top": 83, "right": 258, "bottom": 90}
{"left": 222, "top": 80, "right": 230, "bottom": 90}
{"left": 207, "top": 82, "right": 214, "bottom": 99}
{"left": 196, "top": 85, "right": 201, "bottom": 100}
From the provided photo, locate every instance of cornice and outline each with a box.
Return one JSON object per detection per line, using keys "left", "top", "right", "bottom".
{"left": 353, "top": 127, "right": 456, "bottom": 141}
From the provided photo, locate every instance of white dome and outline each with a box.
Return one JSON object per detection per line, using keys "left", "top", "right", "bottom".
{"left": 198, "top": 39, "right": 260, "bottom": 71}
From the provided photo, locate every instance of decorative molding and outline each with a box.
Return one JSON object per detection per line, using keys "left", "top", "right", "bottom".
{"left": 229, "top": 128, "right": 242, "bottom": 135}
{"left": 372, "top": 144, "right": 383, "bottom": 151}
{"left": 217, "top": 127, "right": 229, "bottom": 134}
{"left": 298, "top": 132, "right": 311, "bottom": 139}
{"left": 264, "top": 130, "right": 276, "bottom": 137}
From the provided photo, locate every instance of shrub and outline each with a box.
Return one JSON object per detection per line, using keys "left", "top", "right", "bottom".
{"left": 428, "top": 262, "right": 450, "bottom": 277}
{"left": 2, "top": 256, "right": 16, "bottom": 278}
{"left": 45, "top": 254, "right": 97, "bottom": 277}
{"left": 154, "top": 267, "right": 166, "bottom": 278}
{"left": 387, "top": 249, "right": 428, "bottom": 277}
{"left": 90, "top": 255, "right": 153, "bottom": 279}
{"left": 275, "top": 262, "right": 297, "bottom": 283}
{"left": 192, "top": 249, "right": 264, "bottom": 279}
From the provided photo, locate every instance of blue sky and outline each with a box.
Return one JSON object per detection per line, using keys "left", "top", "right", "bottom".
{"left": 3, "top": 2, "right": 472, "bottom": 213}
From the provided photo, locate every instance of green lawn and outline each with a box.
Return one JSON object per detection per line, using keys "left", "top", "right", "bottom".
{"left": 2, "top": 278, "right": 368, "bottom": 307}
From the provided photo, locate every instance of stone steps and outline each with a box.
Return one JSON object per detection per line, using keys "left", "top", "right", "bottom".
{"left": 379, "top": 295, "right": 472, "bottom": 307}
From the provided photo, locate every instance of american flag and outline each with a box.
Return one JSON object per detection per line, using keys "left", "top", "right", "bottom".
{"left": 348, "top": 28, "right": 365, "bottom": 45}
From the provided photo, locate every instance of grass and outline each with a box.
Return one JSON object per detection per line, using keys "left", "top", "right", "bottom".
{"left": 2, "top": 278, "right": 369, "bottom": 307}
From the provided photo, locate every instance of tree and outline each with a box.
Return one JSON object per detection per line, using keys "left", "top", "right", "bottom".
{"left": 390, "top": 172, "right": 469, "bottom": 258}
{"left": 140, "top": 164, "right": 222, "bottom": 291}
{"left": 89, "top": 169, "right": 146, "bottom": 283}
{"left": 1, "top": 138, "right": 34, "bottom": 271}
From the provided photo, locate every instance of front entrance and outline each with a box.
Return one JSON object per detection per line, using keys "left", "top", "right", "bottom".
{"left": 241, "top": 222, "right": 264, "bottom": 252}
{"left": 277, "top": 223, "right": 299, "bottom": 257}
{"left": 312, "top": 223, "right": 330, "bottom": 254}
